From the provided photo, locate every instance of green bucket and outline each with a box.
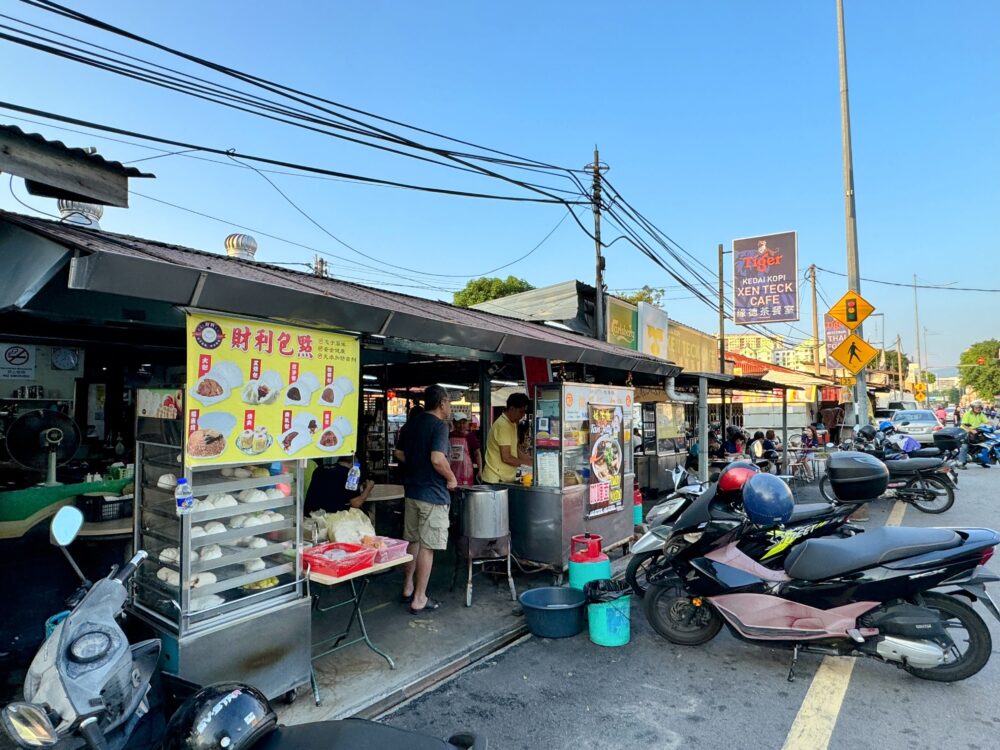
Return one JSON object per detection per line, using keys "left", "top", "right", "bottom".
{"left": 587, "top": 595, "right": 632, "bottom": 647}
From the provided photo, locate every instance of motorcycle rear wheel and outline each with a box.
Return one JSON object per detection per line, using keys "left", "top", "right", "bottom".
{"left": 643, "top": 582, "right": 722, "bottom": 645}
{"left": 904, "top": 475, "right": 954, "bottom": 514}
{"left": 625, "top": 550, "right": 660, "bottom": 599}
{"left": 902, "top": 592, "right": 991, "bottom": 682}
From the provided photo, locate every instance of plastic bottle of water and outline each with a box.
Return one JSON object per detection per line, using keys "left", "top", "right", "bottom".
{"left": 174, "top": 477, "right": 194, "bottom": 516}
{"left": 345, "top": 462, "right": 361, "bottom": 491}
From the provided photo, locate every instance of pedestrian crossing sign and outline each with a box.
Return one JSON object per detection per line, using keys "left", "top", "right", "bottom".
{"left": 830, "top": 334, "right": 878, "bottom": 374}
{"left": 828, "top": 291, "right": 875, "bottom": 331}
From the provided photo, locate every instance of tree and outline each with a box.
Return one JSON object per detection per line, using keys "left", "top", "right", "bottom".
{"left": 453, "top": 276, "right": 534, "bottom": 308}
{"left": 879, "top": 349, "right": 911, "bottom": 376}
{"left": 959, "top": 339, "right": 1000, "bottom": 401}
{"left": 617, "top": 285, "right": 665, "bottom": 307}
{"left": 925, "top": 372, "right": 937, "bottom": 385}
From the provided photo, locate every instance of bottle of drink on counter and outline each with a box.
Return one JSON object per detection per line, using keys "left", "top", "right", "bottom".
{"left": 345, "top": 462, "right": 361, "bottom": 491}
{"left": 174, "top": 477, "right": 194, "bottom": 516}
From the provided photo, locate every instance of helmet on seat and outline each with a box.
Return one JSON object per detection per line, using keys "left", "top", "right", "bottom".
{"left": 717, "top": 460, "right": 760, "bottom": 495}
{"left": 161, "top": 683, "right": 277, "bottom": 750}
{"left": 741, "top": 474, "right": 794, "bottom": 526}
{"left": 858, "top": 424, "right": 877, "bottom": 440}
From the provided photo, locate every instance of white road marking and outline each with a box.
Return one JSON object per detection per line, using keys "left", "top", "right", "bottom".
{"left": 781, "top": 500, "right": 906, "bottom": 749}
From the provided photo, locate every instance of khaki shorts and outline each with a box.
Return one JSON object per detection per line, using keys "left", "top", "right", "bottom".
{"left": 403, "top": 498, "right": 450, "bottom": 550}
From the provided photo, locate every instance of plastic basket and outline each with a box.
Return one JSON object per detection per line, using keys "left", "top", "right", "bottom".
{"left": 302, "top": 542, "right": 376, "bottom": 578}
{"left": 78, "top": 494, "right": 134, "bottom": 523}
{"left": 371, "top": 537, "right": 409, "bottom": 563}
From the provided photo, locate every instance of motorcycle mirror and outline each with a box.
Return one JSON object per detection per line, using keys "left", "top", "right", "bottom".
{"left": 50, "top": 507, "right": 83, "bottom": 548}
{"left": 1, "top": 703, "right": 58, "bottom": 748}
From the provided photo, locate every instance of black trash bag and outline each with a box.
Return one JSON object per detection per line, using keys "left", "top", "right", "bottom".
{"left": 584, "top": 579, "right": 631, "bottom": 603}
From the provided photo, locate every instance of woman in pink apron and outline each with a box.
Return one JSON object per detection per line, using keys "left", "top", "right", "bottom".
{"left": 449, "top": 414, "right": 482, "bottom": 486}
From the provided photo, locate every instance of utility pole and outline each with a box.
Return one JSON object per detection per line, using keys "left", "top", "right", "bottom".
{"left": 913, "top": 274, "right": 923, "bottom": 385}
{"left": 810, "top": 264, "right": 820, "bottom": 376}
{"left": 586, "top": 147, "right": 607, "bottom": 341}
{"left": 895, "top": 335, "right": 905, "bottom": 394}
{"left": 718, "top": 243, "right": 726, "bottom": 373}
{"left": 313, "top": 255, "right": 327, "bottom": 277}
{"left": 836, "top": 0, "right": 866, "bottom": 423}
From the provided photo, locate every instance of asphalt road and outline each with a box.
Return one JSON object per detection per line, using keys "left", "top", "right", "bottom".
{"left": 385, "top": 468, "right": 1000, "bottom": 750}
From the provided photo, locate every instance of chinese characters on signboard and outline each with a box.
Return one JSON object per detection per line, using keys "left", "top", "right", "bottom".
{"left": 587, "top": 404, "right": 625, "bottom": 518}
{"left": 733, "top": 231, "right": 799, "bottom": 325}
{"left": 184, "top": 313, "right": 360, "bottom": 466}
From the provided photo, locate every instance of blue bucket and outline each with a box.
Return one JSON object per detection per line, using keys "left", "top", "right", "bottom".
{"left": 588, "top": 596, "right": 632, "bottom": 647}
{"left": 519, "top": 587, "right": 586, "bottom": 638}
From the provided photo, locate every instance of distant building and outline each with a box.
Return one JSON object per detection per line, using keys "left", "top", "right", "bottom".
{"left": 772, "top": 340, "right": 820, "bottom": 370}
{"left": 724, "top": 334, "right": 781, "bottom": 362}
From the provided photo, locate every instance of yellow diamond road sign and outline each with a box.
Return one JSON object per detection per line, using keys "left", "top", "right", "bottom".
{"left": 915, "top": 391, "right": 927, "bottom": 402}
{"left": 915, "top": 382, "right": 928, "bottom": 393}
{"left": 830, "top": 334, "right": 879, "bottom": 375}
{"left": 828, "top": 291, "right": 875, "bottom": 331}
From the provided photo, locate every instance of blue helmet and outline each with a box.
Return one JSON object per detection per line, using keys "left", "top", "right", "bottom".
{"left": 878, "top": 420, "right": 894, "bottom": 433}
{"left": 741, "top": 474, "right": 793, "bottom": 526}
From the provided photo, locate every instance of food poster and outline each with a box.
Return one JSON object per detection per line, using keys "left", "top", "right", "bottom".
{"left": 586, "top": 404, "right": 625, "bottom": 518}
{"left": 184, "top": 313, "right": 360, "bottom": 466}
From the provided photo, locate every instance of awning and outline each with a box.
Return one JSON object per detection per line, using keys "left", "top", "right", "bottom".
{"left": 0, "top": 211, "right": 680, "bottom": 377}
{"left": 676, "top": 371, "right": 800, "bottom": 393}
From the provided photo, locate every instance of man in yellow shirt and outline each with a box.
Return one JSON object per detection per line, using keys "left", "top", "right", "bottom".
{"left": 482, "top": 393, "right": 533, "bottom": 483}
{"left": 958, "top": 401, "right": 991, "bottom": 469}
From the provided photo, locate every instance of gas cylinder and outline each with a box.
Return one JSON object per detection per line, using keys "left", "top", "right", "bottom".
{"left": 568, "top": 533, "right": 611, "bottom": 590}
{"left": 633, "top": 487, "right": 644, "bottom": 525}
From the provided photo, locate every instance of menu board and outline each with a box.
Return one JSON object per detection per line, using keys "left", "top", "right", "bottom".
{"left": 184, "top": 313, "right": 360, "bottom": 466}
{"left": 587, "top": 404, "right": 625, "bottom": 518}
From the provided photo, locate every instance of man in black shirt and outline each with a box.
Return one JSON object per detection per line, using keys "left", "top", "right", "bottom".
{"left": 304, "top": 457, "right": 375, "bottom": 516}
{"left": 397, "top": 385, "right": 457, "bottom": 614}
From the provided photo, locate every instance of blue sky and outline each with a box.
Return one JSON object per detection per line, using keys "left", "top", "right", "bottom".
{"left": 1, "top": 0, "right": 997, "bottom": 370}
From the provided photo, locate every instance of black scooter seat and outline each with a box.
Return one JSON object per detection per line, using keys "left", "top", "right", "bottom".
{"left": 256, "top": 720, "right": 472, "bottom": 750}
{"left": 909, "top": 447, "right": 941, "bottom": 458}
{"left": 788, "top": 502, "right": 837, "bottom": 523}
{"left": 784, "top": 526, "right": 962, "bottom": 581}
{"left": 886, "top": 457, "right": 943, "bottom": 474}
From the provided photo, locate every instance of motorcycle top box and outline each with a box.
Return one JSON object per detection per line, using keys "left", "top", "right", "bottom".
{"left": 933, "top": 427, "right": 965, "bottom": 452}
{"left": 826, "top": 451, "right": 889, "bottom": 501}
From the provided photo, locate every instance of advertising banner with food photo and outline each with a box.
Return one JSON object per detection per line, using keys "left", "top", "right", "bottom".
{"left": 732, "top": 231, "right": 798, "bottom": 325}
{"left": 184, "top": 313, "right": 359, "bottom": 466}
{"left": 587, "top": 404, "right": 625, "bottom": 518}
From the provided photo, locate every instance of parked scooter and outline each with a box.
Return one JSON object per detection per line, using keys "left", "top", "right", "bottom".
{"left": 644, "top": 460, "right": 1000, "bottom": 682}
{"left": 628, "top": 463, "right": 863, "bottom": 598}
{"left": 0, "top": 507, "right": 485, "bottom": 750}
{"left": 820, "top": 425, "right": 957, "bottom": 513}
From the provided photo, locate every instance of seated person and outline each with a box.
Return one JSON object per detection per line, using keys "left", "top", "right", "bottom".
{"left": 304, "top": 457, "right": 375, "bottom": 516}
{"left": 764, "top": 430, "right": 779, "bottom": 451}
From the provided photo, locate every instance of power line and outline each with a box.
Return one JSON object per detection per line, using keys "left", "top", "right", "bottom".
{"left": 0, "top": 101, "right": 584, "bottom": 205}
{"left": 816, "top": 266, "right": 1000, "bottom": 293}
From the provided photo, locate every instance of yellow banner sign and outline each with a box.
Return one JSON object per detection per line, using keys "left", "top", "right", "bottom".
{"left": 184, "top": 313, "right": 359, "bottom": 466}
{"left": 668, "top": 322, "right": 717, "bottom": 373}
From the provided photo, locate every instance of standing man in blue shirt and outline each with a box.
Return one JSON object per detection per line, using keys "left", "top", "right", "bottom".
{"left": 397, "top": 385, "right": 457, "bottom": 614}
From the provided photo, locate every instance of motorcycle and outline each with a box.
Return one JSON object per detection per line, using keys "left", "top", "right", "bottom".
{"left": 628, "top": 465, "right": 863, "bottom": 598}
{"left": 644, "top": 458, "right": 1000, "bottom": 683}
{"left": 644, "top": 465, "right": 705, "bottom": 529}
{"left": 1, "top": 507, "right": 485, "bottom": 750}
{"left": 820, "top": 427, "right": 956, "bottom": 514}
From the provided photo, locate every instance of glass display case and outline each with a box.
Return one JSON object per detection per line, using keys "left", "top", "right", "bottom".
{"left": 506, "top": 382, "right": 636, "bottom": 571}
{"left": 132, "top": 440, "right": 304, "bottom": 635}
{"left": 129, "top": 408, "right": 311, "bottom": 701}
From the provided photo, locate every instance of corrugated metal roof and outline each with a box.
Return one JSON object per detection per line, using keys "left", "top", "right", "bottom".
{"left": 0, "top": 210, "right": 679, "bottom": 377}
{"left": 0, "top": 125, "right": 154, "bottom": 178}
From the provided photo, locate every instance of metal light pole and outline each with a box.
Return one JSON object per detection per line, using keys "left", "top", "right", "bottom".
{"left": 913, "top": 274, "right": 923, "bottom": 385}
{"left": 836, "top": 0, "right": 866, "bottom": 422}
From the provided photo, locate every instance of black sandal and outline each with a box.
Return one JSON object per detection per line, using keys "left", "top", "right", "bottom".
{"left": 400, "top": 592, "right": 414, "bottom": 604}
{"left": 409, "top": 598, "right": 443, "bottom": 615}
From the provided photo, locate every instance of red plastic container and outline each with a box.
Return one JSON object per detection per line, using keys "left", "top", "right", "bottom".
{"left": 570, "top": 533, "right": 608, "bottom": 563}
{"left": 372, "top": 537, "right": 409, "bottom": 564}
{"left": 302, "top": 542, "right": 376, "bottom": 578}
